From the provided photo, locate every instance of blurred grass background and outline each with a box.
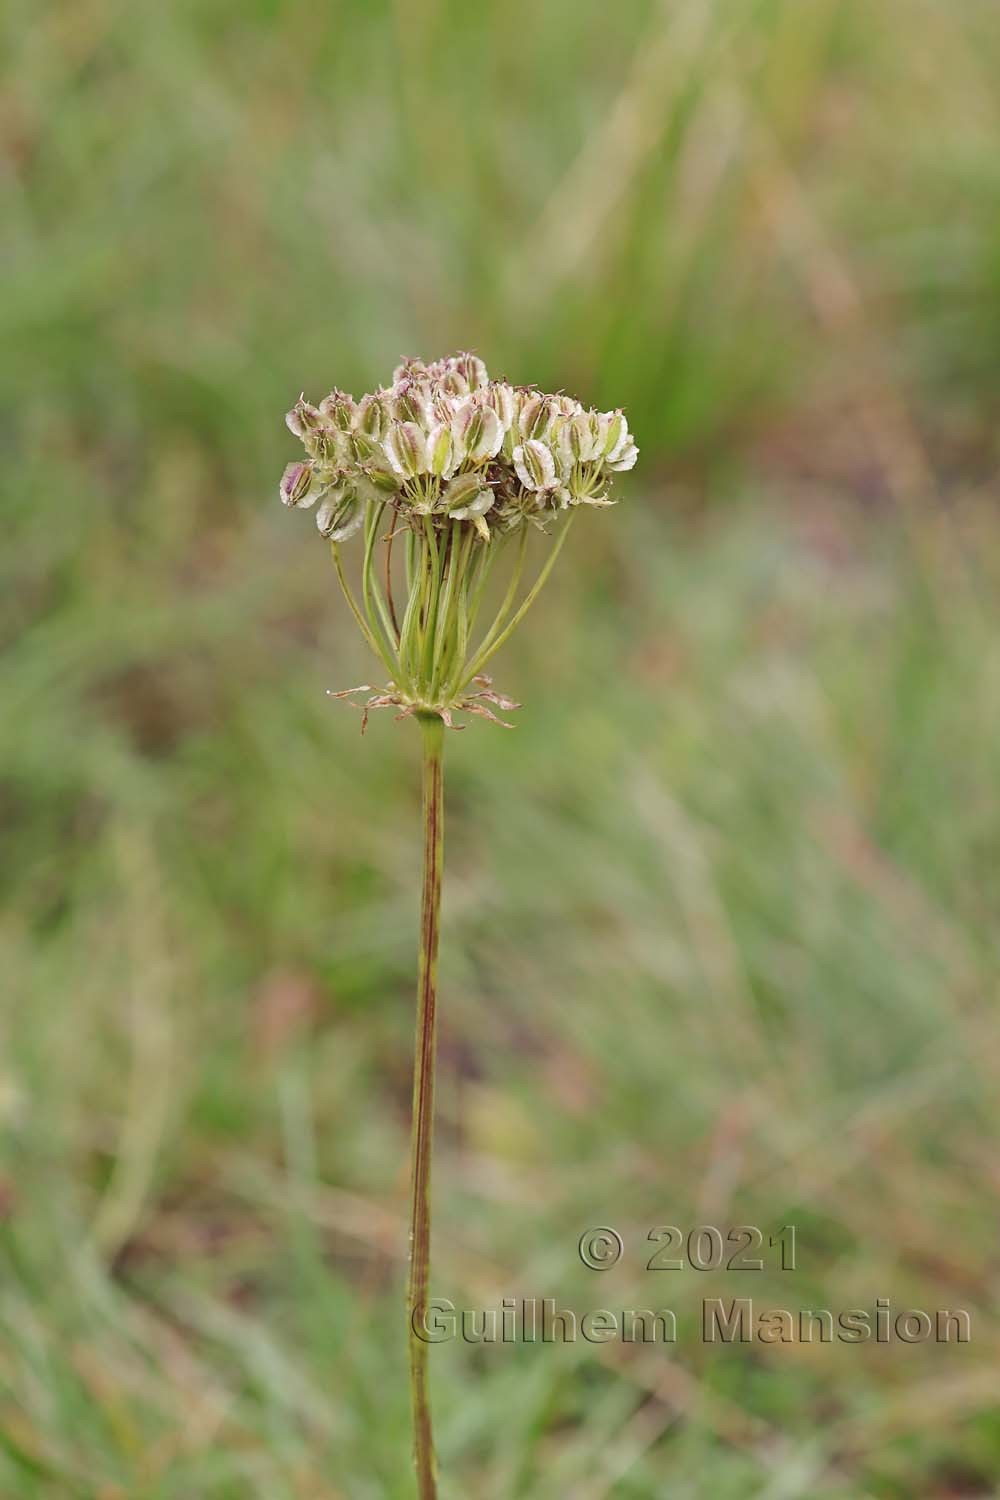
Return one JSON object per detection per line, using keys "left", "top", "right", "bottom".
{"left": 4, "top": 0, "right": 1000, "bottom": 1494}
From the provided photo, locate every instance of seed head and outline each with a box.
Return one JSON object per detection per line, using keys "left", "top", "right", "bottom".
{"left": 285, "top": 398, "right": 325, "bottom": 440}
{"left": 608, "top": 439, "right": 638, "bottom": 472}
{"left": 599, "top": 410, "right": 629, "bottom": 462}
{"left": 426, "top": 423, "right": 458, "bottom": 478}
{"left": 316, "top": 487, "right": 364, "bottom": 541}
{"left": 384, "top": 421, "right": 429, "bottom": 479}
{"left": 391, "top": 381, "right": 432, "bottom": 428}
{"left": 280, "top": 460, "right": 316, "bottom": 508}
{"left": 319, "top": 389, "right": 356, "bottom": 432}
{"left": 518, "top": 394, "right": 558, "bottom": 442}
{"left": 513, "top": 439, "right": 557, "bottom": 493}
{"left": 452, "top": 399, "right": 504, "bottom": 464}
{"left": 278, "top": 353, "right": 638, "bottom": 723}
{"left": 354, "top": 392, "right": 388, "bottom": 440}
{"left": 279, "top": 351, "right": 637, "bottom": 544}
{"left": 483, "top": 381, "right": 517, "bottom": 433}
{"left": 559, "top": 411, "right": 602, "bottom": 465}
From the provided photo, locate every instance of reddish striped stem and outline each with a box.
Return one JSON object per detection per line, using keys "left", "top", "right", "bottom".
{"left": 407, "top": 712, "right": 444, "bottom": 1497}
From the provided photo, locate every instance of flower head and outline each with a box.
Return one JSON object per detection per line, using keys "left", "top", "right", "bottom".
{"left": 278, "top": 353, "right": 638, "bottom": 725}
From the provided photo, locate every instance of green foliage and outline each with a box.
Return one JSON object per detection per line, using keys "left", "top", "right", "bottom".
{"left": 3, "top": 0, "right": 1000, "bottom": 1494}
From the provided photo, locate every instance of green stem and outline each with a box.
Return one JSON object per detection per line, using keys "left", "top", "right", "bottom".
{"left": 441, "top": 536, "right": 500, "bottom": 702}
{"left": 461, "top": 526, "right": 527, "bottom": 684}
{"left": 404, "top": 527, "right": 417, "bottom": 596}
{"left": 461, "top": 515, "right": 573, "bottom": 689}
{"left": 418, "top": 518, "right": 445, "bottom": 695}
{"left": 432, "top": 523, "right": 473, "bottom": 700}
{"left": 397, "top": 539, "right": 426, "bottom": 698}
{"left": 330, "top": 542, "right": 382, "bottom": 661}
{"left": 407, "top": 713, "right": 444, "bottom": 1499}
{"left": 361, "top": 504, "right": 401, "bottom": 675}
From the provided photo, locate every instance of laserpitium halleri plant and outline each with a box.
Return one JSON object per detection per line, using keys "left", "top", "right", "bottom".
{"left": 279, "top": 353, "right": 637, "bottom": 1496}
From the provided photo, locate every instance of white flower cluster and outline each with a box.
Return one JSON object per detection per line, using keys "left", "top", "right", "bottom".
{"left": 279, "top": 352, "right": 637, "bottom": 543}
